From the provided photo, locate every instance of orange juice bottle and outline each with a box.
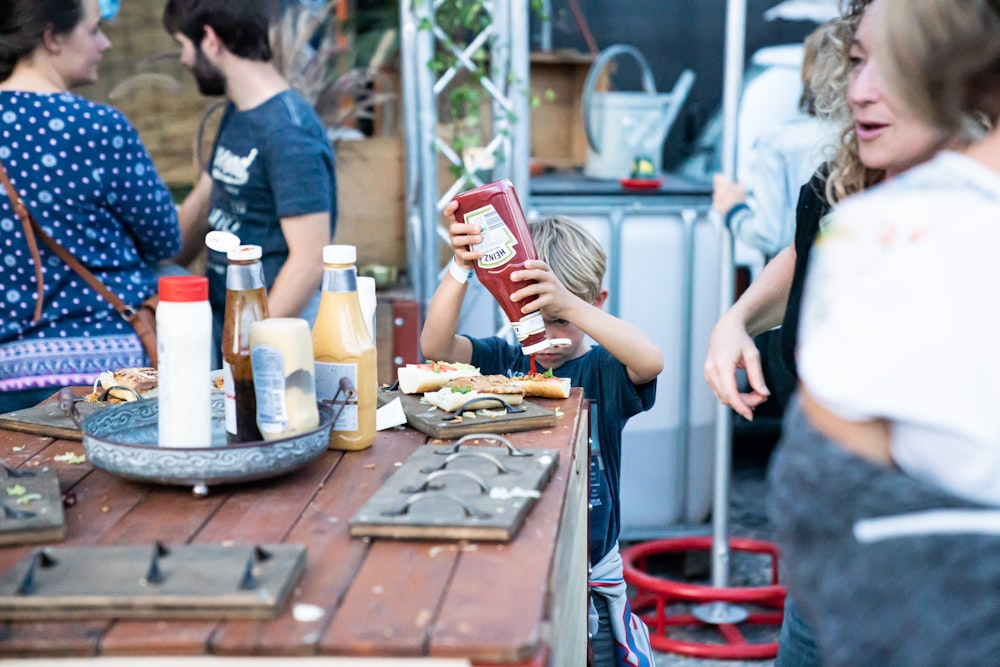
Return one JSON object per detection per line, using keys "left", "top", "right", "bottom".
{"left": 311, "top": 245, "right": 377, "bottom": 450}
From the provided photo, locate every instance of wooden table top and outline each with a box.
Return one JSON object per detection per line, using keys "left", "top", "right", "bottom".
{"left": 0, "top": 390, "right": 588, "bottom": 665}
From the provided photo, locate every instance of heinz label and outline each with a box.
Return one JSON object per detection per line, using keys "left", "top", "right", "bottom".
{"left": 467, "top": 204, "right": 519, "bottom": 268}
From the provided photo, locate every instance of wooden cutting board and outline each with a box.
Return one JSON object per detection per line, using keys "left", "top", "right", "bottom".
{"left": 0, "top": 542, "right": 305, "bottom": 620}
{"left": 0, "top": 466, "right": 65, "bottom": 546}
{"left": 378, "top": 388, "right": 557, "bottom": 438}
{"left": 350, "top": 441, "right": 560, "bottom": 541}
{"left": 0, "top": 388, "right": 106, "bottom": 441}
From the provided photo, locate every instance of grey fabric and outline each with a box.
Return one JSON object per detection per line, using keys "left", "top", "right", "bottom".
{"left": 768, "top": 398, "right": 1000, "bottom": 667}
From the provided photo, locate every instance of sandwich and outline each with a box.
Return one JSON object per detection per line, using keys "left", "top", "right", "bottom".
{"left": 422, "top": 374, "right": 525, "bottom": 412}
{"left": 397, "top": 360, "right": 479, "bottom": 394}
{"left": 510, "top": 370, "right": 571, "bottom": 399}
{"left": 84, "top": 367, "right": 159, "bottom": 403}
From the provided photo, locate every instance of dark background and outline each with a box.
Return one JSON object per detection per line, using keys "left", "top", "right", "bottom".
{"left": 534, "top": 0, "right": 817, "bottom": 168}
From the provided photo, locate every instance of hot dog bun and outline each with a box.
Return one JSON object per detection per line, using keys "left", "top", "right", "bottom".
{"left": 422, "top": 374, "right": 525, "bottom": 412}
{"left": 397, "top": 361, "right": 479, "bottom": 394}
{"left": 511, "top": 372, "right": 571, "bottom": 399}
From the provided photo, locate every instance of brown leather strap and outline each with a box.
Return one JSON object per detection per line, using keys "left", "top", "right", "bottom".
{"left": 0, "top": 157, "right": 135, "bottom": 323}
{"left": 0, "top": 158, "right": 45, "bottom": 323}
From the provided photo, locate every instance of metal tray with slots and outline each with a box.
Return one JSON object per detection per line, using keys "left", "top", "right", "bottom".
{"left": 349, "top": 433, "right": 559, "bottom": 541}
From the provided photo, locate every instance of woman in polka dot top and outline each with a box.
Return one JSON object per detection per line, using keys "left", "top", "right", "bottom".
{"left": 0, "top": 0, "right": 182, "bottom": 412}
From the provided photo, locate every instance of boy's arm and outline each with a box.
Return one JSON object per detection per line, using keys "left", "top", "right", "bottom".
{"left": 511, "top": 261, "right": 663, "bottom": 385}
{"left": 419, "top": 202, "right": 478, "bottom": 363}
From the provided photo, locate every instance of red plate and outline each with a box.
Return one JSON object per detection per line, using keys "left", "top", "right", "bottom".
{"left": 620, "top": 177, "right": 663, "bottom": 190}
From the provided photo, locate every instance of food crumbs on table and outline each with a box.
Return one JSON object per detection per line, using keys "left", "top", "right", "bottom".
{"left": 101, "top": 505, "right": 109, "bottom": 513}
{"left": 15, "top": 493, "right": 43, "bottom": 505}
{"left": 5, "top": 484, "right": 26, "bottom": 496}
{"left": 415, "top": 608, "right": 432, "bottom": 627}
{"left": 53, "top": 452, "right": 86, "bottom": 464}
{"left": 371, "top": 585, "right": 384, "bottom": 595}
{"left": 554, "top": 408, "right": 564, "bottom": 418}
{"left": 541, "top": 430, "right": 552, "bottom": 434}
{"left": 364, "top": 463, "right": 376, "bottom": 469}
{"left": 12, "top": 445, "right": 24, "bottom": 452}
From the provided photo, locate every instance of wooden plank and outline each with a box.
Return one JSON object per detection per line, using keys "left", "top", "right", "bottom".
{"left": 380, "top": 390, "right": 558, "bottom": 439}
{"left": 320, "top": 539, "right": 459, "bottom": 656}
{"left": 0, "top": 544, "right": 305, "bottom": 620}
{"left": 209, "top": 430, "right": 427, "bottom": 656}
{"left": 0, "top": 441, "right": 155, "bottom": 656}
{"left": 427, "top": 392, "right": 584, "bottom": 663}
{"left": 99, "top": 452, "right": 339, "bottom": 656}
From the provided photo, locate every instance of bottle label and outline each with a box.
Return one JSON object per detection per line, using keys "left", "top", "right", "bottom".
{"left": 321, "top": 268, "right": 358, "bottom": 293}
{"left": 467, "top": 204, "right": 519, "bottom": 268}
{"left": 511, "top": 311, "right": 545, "bottom": 342}
{"left": 315, "top": 361, "right": 359, "bottom": 431}
{"left": 222, "top": 360, "right": 236, "bottom": 435}
{"left": 251, "top": 345, "right": 289, "bottom": 436}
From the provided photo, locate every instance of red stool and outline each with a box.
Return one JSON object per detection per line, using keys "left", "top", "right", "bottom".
{"left": 622, "top": 536, "right": 786, "bottom": 660}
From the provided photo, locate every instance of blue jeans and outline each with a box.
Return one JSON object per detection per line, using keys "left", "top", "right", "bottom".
{"left": 775, "top": 597, "right": 821, "bottom": 667}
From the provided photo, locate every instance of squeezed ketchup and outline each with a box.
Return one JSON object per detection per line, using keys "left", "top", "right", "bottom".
{"left": 454, "top": 179, "right": 558, "bottom": 355}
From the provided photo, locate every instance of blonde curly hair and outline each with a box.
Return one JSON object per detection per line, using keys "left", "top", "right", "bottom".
{"left": 812, "top": 0, "right": 881, "bottom": 205}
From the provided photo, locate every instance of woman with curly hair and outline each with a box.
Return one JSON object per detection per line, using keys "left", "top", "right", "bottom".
{"left": 703, "top": 0, "right": 982, "bottom": 663}
{"left": 774, "top": 0, "right": 1000, "bottom": 662}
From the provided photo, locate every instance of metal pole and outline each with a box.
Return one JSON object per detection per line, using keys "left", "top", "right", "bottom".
{"left": 692, "top": 0, "right": 747, "bottom": 626}
{"left": 509, "top": 0, "right": 531, "bottom": 201}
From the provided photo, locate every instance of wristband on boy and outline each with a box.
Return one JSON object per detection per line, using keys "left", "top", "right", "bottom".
{"left": 448, "top": 258, "right": 475, "bottom": 284}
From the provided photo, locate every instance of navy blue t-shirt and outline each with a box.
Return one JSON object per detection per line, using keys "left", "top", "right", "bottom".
{"left": 468, "top": 336, "right": 656, "bottom": 564}
{"left": 204, "top": 90, "right": 337, "bottom": 326}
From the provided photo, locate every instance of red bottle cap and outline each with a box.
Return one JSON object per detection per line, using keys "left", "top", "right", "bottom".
{"left": 159, "top": 275, "right": 208, "bottom": 302}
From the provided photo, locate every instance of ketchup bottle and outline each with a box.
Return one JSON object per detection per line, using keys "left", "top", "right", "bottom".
{"left": 453, "top": 179, "right": 561, "bottom": 355}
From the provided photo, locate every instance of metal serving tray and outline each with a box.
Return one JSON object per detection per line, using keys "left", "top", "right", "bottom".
{"left": 79, "top": 395, "right": 333, "bottom": 496}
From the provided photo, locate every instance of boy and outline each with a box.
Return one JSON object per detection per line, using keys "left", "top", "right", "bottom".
{"left": 421, "top": 202, "right": 663, "bottom": 666}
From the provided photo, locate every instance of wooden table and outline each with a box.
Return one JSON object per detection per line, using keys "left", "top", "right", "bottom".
{"left": 0, "top": 390, "right": 589, "bottom": 666}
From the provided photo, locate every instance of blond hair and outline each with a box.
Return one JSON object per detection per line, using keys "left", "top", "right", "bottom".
{"left": 880, "top": 0, "right": 1000, "bottom": 135}
{"left": 812, "top": 0, "right": 883, "bottom": 204}
{"left": 528, "top": 215, "right": 606, "bottom": 305}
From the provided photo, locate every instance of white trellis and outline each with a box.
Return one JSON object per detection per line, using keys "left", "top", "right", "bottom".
{"left": 399, "top": 0, "right": 532, "bottom": 316}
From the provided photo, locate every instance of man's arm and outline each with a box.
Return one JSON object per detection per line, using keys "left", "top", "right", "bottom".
{"left": 267, "top": 212, "right": 329, "bottom": 318}
{"left": 173, "top": 172, "right": 214, "bottom": 267}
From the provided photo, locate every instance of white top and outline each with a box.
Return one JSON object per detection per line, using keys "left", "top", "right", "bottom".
{"left": 798, "top": 151, "right": 1000, "bottom": 506}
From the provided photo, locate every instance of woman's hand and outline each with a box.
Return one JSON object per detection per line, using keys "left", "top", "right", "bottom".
{"left": 703, "top": 311, "right": 770, "bottom": 421}
{"left": 712, "top": 173, "right": 748, "bottom": 216}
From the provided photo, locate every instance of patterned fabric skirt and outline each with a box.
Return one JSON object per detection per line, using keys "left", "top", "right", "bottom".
{"left": 0, "top": 334, "right": 147, "bottom": 392}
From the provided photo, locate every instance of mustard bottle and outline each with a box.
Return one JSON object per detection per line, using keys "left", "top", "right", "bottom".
{"left": 311, "top": 245, "right": 377, "bottom": 450}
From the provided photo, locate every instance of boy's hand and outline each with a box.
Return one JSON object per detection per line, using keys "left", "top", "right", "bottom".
{"left": 509, "top": 259, "right": 580, "bottom": 317}
{"left": 444, "top": 200, "right": 482, "bottom": 269}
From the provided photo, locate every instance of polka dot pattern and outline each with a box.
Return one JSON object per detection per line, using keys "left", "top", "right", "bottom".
{"left": 0, "top": 91, "right": 182, "bottom": 386}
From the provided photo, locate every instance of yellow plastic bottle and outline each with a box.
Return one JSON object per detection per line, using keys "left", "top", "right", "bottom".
{"left": 311, "top": 244, "right": 377, "bottom": 450}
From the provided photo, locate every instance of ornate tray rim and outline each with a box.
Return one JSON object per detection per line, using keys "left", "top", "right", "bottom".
{"left": 79, "top": 397, "right": 333, "bottom": 494}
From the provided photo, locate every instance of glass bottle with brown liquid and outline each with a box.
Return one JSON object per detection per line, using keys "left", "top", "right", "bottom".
{"left": 311, "top": 244, "right": 377, "bottom": 450}
{"left": 222, "top": 245, "right": 269, "bottom": 443}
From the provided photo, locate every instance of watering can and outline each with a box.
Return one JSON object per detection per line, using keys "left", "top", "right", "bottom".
{"left": 582, "top": 45, "right": 695, "bottom": 180}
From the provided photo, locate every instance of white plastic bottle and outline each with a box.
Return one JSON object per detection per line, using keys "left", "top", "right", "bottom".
{"left": 157, "top": 276, "right": 213, "bottom": 448}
